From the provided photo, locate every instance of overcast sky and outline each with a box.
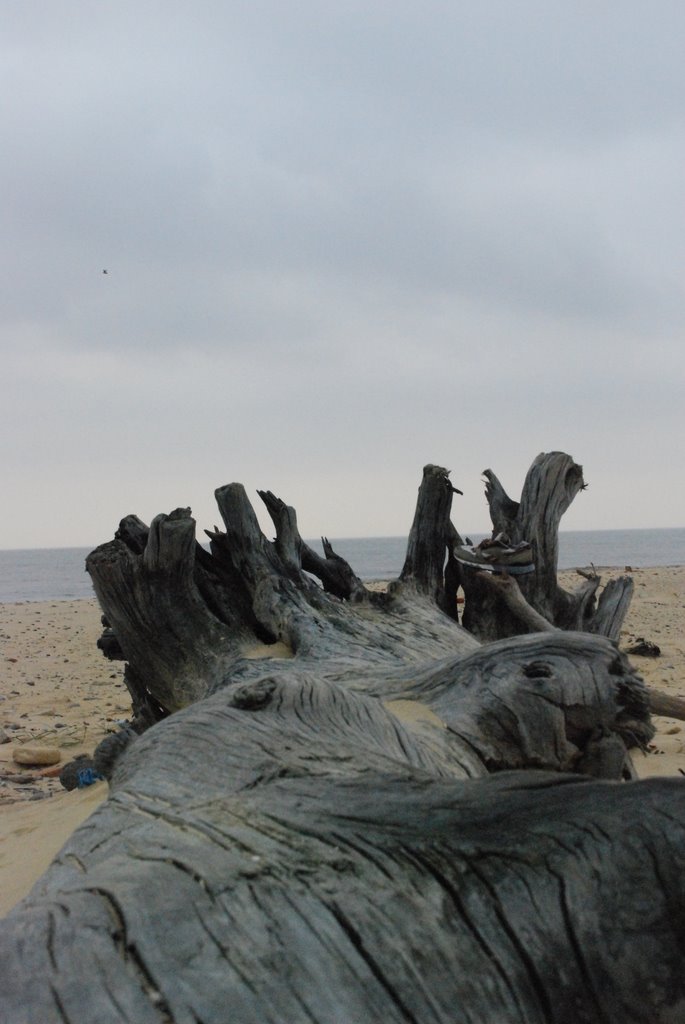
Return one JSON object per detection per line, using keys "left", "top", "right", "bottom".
{"left": 2, "top": 2, "right": 684, "bottom": 550}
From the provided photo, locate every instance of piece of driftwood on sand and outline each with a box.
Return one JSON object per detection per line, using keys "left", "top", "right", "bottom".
{"left": 2, "top": 452, "right": 685, "bottom": 1024}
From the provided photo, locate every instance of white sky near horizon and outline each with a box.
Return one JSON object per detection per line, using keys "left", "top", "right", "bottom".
{"left": 2, "top": 2, "right": 684, "bottom": 550}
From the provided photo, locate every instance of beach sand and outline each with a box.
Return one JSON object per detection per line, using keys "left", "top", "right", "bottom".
{"left": 2, "top": 566, "right": 684, "bottom": 916}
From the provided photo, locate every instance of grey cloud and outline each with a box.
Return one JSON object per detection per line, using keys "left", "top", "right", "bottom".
{"left": 2, "top": 2, "right": 684, "bottom": 545}
{"left": 5, "top": 8, "right": 684, "bottom": 326}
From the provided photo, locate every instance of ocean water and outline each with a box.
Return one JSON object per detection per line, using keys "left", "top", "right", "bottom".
{"left": 0, "top": 529, "right": 683, "bottom": 603}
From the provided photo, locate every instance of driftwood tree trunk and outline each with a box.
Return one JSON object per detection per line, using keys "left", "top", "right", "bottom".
{"left": 3, "top": 454, "right": 684, "bottom": 1024}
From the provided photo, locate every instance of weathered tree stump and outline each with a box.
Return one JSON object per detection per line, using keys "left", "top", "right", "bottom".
{"left": 460, "top": 452, "right": 634, "bottom": 642}
{"left": 2, "top": 453, "right": 684, "bottom": 1024}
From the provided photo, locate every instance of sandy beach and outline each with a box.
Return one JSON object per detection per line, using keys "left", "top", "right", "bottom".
{"left": 2, "top": 566, "right": 684, "bottom": 916}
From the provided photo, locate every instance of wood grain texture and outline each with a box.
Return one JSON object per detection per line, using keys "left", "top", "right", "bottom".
{"left": 2, "top": 681, "right": 683, "bottom": 1023}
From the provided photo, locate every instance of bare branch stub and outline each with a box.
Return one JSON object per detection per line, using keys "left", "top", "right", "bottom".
{"left": 400, "top": 463, "right": 459, "bottom": 606}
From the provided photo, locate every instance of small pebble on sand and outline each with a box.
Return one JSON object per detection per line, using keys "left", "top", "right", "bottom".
{"left": 13, "top": 745, "right": 62, "bottom": 766}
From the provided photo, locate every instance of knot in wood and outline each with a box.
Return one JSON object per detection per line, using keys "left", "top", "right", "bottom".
{"left": 522, "top": 661, "right": 553, "bottom": 679}
{"left": 231, "top": 678, "right": 278, "bottom": 711}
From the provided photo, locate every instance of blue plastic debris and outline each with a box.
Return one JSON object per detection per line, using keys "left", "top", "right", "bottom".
{"left": 76, "top": 767, "right": 104, "bottom": 788}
